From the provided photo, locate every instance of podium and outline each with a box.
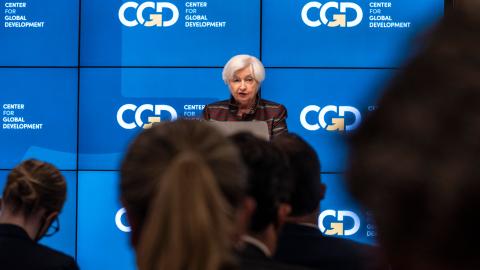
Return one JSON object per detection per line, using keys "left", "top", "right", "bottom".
{"left": 206, "top": 121, "right": 270, "bottom": 141}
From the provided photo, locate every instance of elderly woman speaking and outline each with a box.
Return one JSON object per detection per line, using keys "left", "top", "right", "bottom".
{"left": 202, "top": 54, "right": 288, "bottom": 138}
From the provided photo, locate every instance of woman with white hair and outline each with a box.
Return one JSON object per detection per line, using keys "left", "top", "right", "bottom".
{"left": 202, "top": 54, "right": 288, "bottom": 138}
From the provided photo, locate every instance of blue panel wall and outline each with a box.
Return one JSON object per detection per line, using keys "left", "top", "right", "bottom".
{"left": 77, "top": 171, "right": 135, "bottom": 270}
{"left": 0, "top": 0, "right": 79, "bottom": 66}
{"left": 80, "top": 0, "right": 260, "bottom": 66}
{"left": 0, "top": 68, "right": 78, "bottom": 170}
{"left": 262, "top": 0, "right": 443, "bottom": 67}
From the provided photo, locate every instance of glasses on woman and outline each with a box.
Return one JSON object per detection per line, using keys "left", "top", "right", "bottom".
{"left": 44, "top": 216, "right": 60, "bottom": 237}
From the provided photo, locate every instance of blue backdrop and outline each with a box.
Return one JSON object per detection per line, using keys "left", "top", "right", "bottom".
{"left": 0, "top": 0, "right": 444, "bottom": 269}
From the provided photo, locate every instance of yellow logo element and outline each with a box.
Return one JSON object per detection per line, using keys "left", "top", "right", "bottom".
{"left": 325, "top": 118, "right": 345, "bottom": 131}
{"left": 325, "top": 222, "right": 344, "bottom": 235}
{"left": 144, "top": 14, "right": 163, "bottom": 27}
{"left": 328, "top": 14, "right": 347, "bottom": 27}
{"left": 143, "top": 116, "right": 161, "bottom": 129}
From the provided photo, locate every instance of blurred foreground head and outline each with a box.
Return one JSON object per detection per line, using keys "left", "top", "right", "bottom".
{"left": 347, "top": 10, "right": 480, "bottom": 270}
{"left": 272, "top": 133, "right": 324, "bottom": 218}
{"left": 230, "top": 132, "right": 292, "bottom": 234}
{"left": 120, "top": 120, "right": 247, "bottom": 270}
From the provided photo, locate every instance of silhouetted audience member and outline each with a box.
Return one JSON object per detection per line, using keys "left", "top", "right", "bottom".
{"left": 0, "top": 159, "right": 79, "bottom": 270}
{"left": 120, "top": 120, "right": 255, "bottom": 270}
{"left": 346, "top": 10, "right": 480, "bottom": 270}
{"left": 273, "top": 133, "right": 385, "bottom": 270}
{"left": 230, "top": 132, "right": 312, "bottom": 270}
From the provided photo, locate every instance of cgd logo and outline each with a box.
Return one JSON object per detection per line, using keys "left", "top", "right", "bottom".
{"left": 301, "top": 1, "right": 363, "bottom": 27}
{"left": 115, "top": 207, "right": 362, "bottom": 235}
{"left": 319, "top": 210, "right": 360, "bottom": 236}
{"left": 117, "top": 104, "right": 178, "bottom": 129}
{"left": 115, "top": 208, "right": 131, "bottom": 233}
{"left": 300, "top": 105, "right": 361, "bottom": 132}
{"left": 119, "top": 1, "right": 179, "bottom": 27}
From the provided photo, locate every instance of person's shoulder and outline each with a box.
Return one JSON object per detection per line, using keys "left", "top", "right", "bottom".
{"left": 318, "top": 235, "right": 373, "bottom": 252}
{"left": 259, "top": 99, "right": 287, "bottom": 120}
{"left": 325, "top": 239, "right": 387, "bottom": 270}
{"left": 35, "top": 244, "right": 79, "bottom": 270}
{"left": 278, "top": 225, "right": 377, "bottom": 259}
{"left": 320, "top": 237, "right": 385, "bottom": 266}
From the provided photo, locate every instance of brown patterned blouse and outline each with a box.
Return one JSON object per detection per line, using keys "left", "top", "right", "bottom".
{"left": 202, "top": 96, "right": 288, "bottom": 138}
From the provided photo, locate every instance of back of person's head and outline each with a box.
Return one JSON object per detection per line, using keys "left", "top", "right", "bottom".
{"left": 272, "top": 133, "right": 324, "bottom": 217}
{"left": 347, "top": 10, "right": 480, "bottom": 270}
{"left": 120, "top": 120, "right": 247, "bottom": 270}
{"left": 2, "top": 159, "right": 66, "bottom": 217}
{"left": 229, "top": 132, "right": 292, "bottom": 233}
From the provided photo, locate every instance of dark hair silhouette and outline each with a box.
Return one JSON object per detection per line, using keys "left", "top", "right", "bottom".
{"left": 273, "top": 133, "right": 322, "bottom": 217}
{"left": 229, "top": 132, "right": 292, "bottom": 233}
{"left": 120, "top": 120, "right": 247, "bottom": 270}
{"left": 347, "top": 10, "right": 480, "bottom": 270}
{"left": 3, "top": 159, "right": 66, "bottom": 216}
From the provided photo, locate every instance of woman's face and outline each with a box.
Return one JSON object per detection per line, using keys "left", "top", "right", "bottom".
{"left": 228, "top": 66, "right": 259, "bottom": 109}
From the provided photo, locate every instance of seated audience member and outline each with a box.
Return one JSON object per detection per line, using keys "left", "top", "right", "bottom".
{"left": 273, "top": 133, "right": 385, "bottom": 270}
{"left": 120, "top": 120, "right": 254, "bottom": 270}
{"left": 230, "top": 133, "right": 311, "bottom": 270}
{"left": 346, "top": 10, "right": 480, "bottom": 270}
{"left": 0, "top": 159, "right": 79, "bottom": 270}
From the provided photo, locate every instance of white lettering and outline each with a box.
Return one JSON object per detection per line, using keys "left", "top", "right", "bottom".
{"left": 115, "top": 208, "right": 131, "bottom": 233}
{"left": 300, "top": 105, "right": 321, "bottom": 131}
{"left": 4, "top": 15, "right": 27, "bottom": 21}
{"left": 3, "top": 104, "right": 24, "bottom": 109}
{"left": 183, "top": 104, "right": 205, "bottom": 110}
{"left": 185, "top": 2, "right": 207, "bottom": 8}
{"left": 5, "top": 2, "right": 26, "bottom": 8}
{"left": 369, "top": 2, "right": 392, "bottom": 8}
{"left": 3, "top": 117, "right": 24, "bottom": 122}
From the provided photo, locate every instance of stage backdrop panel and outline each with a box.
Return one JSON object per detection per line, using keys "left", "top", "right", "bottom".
{"left": 262, "top": 68, "right": 394, "bottom": 172}
{"left": 77, "top": 171, "right": 135, "bottom": 270}
{"left": 80, "top": 0, "right": 260, "bottom": 66}
{"left": 0, "top": 0, "right": 79, "bottom": 66}
{"left": 321, "top": 173, "right": 375, "bottom": 245}
{"left": 262, "top": 0, "right": 444, "bottom": 68}
{"left": 0, "top": 170, "right": 77, "bottom": 258}
{"left": 0, "top": 68, "right": 77, "bottom": 170}
{"left": 78, "top": 67, "right": 230, "bottom": 170}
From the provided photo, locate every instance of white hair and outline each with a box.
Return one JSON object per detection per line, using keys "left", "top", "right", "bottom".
{"left": 222, "top": 54, "right": 265, "bottom": 84}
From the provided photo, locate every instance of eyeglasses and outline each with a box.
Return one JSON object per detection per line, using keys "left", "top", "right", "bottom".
{"left": 44, "top": 216, "right": 60, "bottom": 237}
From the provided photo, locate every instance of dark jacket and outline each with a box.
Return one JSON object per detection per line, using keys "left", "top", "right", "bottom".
{"left": 275, "top": 223, "right": 387, "bottom": 270}
{"left": 0, "top": 224, "right": 79, "bottom": 270}
{"left": 239, "top": 240, "right": 314, "bottom": 270}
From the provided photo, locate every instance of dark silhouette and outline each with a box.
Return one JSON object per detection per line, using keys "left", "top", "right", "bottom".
{"left": 347, "top": 10, "right": 480, "bottom": 270}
